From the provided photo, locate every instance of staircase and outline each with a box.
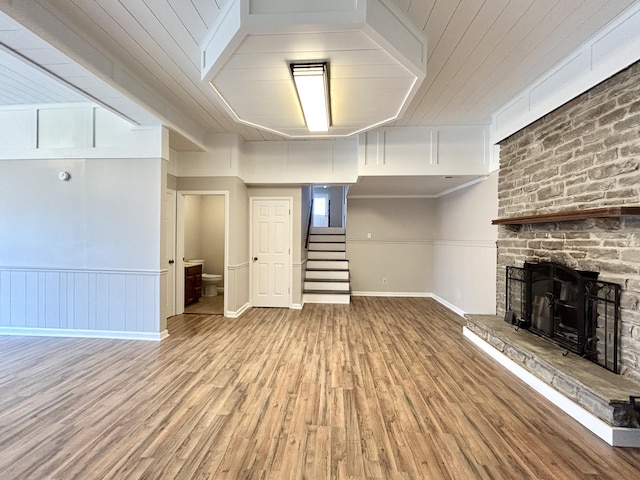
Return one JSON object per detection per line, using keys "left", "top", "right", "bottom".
{"left": 304, "top": 227, "right": 351, "bottom": 304}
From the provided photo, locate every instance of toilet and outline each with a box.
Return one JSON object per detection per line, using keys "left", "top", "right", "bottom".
{"left": 202, "top": 273, "right": 223, "bottom": 297}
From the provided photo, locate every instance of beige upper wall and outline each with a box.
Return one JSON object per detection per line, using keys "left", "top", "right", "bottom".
{"left": 435, "top": 173, "right": 498, "bottom": 241}
{"left": 432, "top": 172, "right": 498, "bottom": 313}
{"left": 177, "top": 176, "right": 248, "bottom": 267}
{"left": 346, "top": 198, "right": 437, "bottom": 242}
{"left": 346, "top": 198, "right": 436, "bottom": 294}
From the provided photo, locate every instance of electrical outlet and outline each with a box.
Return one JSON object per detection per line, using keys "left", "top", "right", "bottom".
{"left": 367, "top": 233, "right": 372, "bottom": 239}
{"left": 382, "top": 277, "right": 388, "bottom": 284}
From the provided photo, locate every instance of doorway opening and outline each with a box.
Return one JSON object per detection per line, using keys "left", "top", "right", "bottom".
{"left": 176, "top": 191, "right": 229, "bottom": 316}
{"left": 311, "top": 185, "right": 347, "bottom": 228}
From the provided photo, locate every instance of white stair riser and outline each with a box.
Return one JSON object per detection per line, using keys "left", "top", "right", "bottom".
{"left": 310, "top": 234, "right": 346, "bottom": 243}
{"left": 304, "top": 281, "right": 350, "bottom": 291}
{"left": 307, "top": 260, "right": 349, "bottom": 270}
{"left": 309, "top": 243, "right": 345, "bottom": 251}
{"left": 310, "top": 227, "right": 345, "bottom": 235}
{"left": 304, "top": 293, "right": 350, "bottom": 304}
{"left": 306, "top": 270, "right": 349, "bottom": 280}
{"left": 308, "top": 251, "right": 345, "bottom": 260}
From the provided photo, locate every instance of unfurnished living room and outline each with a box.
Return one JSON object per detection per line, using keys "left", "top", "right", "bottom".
{"left": 3, "top": 1, "right": 640, "bottom": 478}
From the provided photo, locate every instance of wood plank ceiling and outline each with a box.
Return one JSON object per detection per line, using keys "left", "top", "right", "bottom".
{"left": 0, "top": 0, "right": 638, "bottom": 143}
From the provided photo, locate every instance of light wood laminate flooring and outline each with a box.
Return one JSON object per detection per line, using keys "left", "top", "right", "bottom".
{"left": 185, "top": 294, "right": 224, "bottom": 315}
{"left": 1, "top": 297, "right": 640, "bottom": 479}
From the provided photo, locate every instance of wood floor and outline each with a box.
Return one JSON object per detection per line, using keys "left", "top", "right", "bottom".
{"left": 184, "top": 294, "right": 225, "bottom": 315}
{"left": 1, "top": 297, "right": 640, "bottom": 479}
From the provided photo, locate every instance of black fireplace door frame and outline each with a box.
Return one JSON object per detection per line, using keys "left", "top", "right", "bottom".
{"left": 525, "top": 262, "right": 592, "bottom": 355}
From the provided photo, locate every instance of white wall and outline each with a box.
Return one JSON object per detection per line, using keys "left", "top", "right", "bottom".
{"left": 0, "top": 105, "right": 166, "bottom": 339}
{"left": 346, "top": 197, "right": 435, "bottom": 295}
{"left": 0, "top": 104, "right": 164, "bottom": 160}
{"left": 0, "top": 157, "right": 164, "bottom": 338}
{"left": 242, "top": 139, "right": 359, "bottom": 184}
{"left": 0, "top": 158, "right": 161, "bottom": 270}
{"left": 433, "top": 172, "right": 498, "bottom": 314}
{"left": 359, "top": 125, "right": 490, "bottom": 176}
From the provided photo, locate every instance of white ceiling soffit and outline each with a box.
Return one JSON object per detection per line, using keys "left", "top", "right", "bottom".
{"left": 201, "top": 0, "right": 427, "bottom": 139}
{"left": 347, "top": 175, "right": 485, "bottom": 198}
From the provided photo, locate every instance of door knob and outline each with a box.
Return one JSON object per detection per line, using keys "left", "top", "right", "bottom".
{"left": 168, "top": 259, "right": 175, "bottom": 265}
{"left": 253, "top": 257, "right": 258, "bottom": 262}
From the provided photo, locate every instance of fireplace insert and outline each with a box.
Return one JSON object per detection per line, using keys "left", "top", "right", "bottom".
{"left": 505, "top": 262, "right": 620, "bottom": 373}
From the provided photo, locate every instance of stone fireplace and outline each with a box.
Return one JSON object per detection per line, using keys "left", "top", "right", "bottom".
{"left": 496, "top": 59, "right": 640, "bottom": 383}
{"left": 466, "top": 60, "right": 640, "bottom": 446}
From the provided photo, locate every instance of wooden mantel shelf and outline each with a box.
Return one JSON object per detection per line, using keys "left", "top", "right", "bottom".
{"left": 492, "top": 206, "right": 640, "bottom": 225}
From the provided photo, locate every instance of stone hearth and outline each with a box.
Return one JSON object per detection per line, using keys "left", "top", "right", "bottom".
{"left": 466, "top": 314, "right": 640, "bottom": 432}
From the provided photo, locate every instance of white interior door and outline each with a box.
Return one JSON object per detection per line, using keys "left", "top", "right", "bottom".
{"left": 251, "top": 198, "right": 291, "bottom": 307}
{"left": 164, "top": 190, "right": 176, "bottom": 318}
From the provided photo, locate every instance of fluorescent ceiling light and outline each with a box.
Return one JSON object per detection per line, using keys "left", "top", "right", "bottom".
{"left": 291, "top": 63, "right": 331, "bottom": 132}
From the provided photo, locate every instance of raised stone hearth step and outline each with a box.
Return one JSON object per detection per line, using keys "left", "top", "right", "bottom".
{"left": 465, "top": 314, "right": 640, "bottom": 429}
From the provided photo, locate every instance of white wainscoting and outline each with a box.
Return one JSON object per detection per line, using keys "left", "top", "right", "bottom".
{"left": 292, "top": 260, "right": 305, "bottom": 309}
{"left": 432, "top": 240, "right": 497, "bottom": 315}
{"left": 226, "top": 262, "right": 250, "bottom": 318}
{"left": 0, "top": 267, "right": 164, "bottom": 340}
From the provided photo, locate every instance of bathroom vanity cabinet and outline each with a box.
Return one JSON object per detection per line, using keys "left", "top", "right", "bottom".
{"left": 184, "top": 264, "right": 202, "bottom": 305}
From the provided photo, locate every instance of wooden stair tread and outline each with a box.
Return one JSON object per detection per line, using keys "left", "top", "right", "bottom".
{"left": 304, "top": 278, "right": 350, "bottom": 283}
{"left": 303, "top": 289, "right": 351, "bottom": 295}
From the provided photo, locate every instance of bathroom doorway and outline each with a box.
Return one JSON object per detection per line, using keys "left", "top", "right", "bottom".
{"left": 176, "top": 191, "right": 228, "bottom": 316}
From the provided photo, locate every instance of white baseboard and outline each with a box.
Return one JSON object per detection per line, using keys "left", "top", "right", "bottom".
{"left": 227, "top": 302, "right": 250, "bottom": 318}
{"left": 0, "top": 326, "right": 168, "bottom": 341}
{"left": 290, "top": 303, "right": 303, "bottom": 310}
{"left": 431, "top": 294, "right": 466, "bottom": 318}
{"left": 463, "top": 326, "right": 640, "bottom": 447}
{"left": 351, "top": 291, "right": 431, "bottom": 298}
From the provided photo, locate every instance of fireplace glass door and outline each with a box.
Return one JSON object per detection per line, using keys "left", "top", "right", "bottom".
{"left": 528, "top": 263, "right": 587, "bottom": 352}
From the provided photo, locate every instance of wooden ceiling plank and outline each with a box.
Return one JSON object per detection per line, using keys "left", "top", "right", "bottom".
{"left": 401, "top": 0, "right": 487, "bottom": 125}
{"left": 412, "top": 0, "right": 528, "bottom": 125}
{"left": 166, "top": 0, "right": 209, "bottom": 43}
{"left": 76, "top": 0, "right": 239, "bottom": 133}
{"left": 189, "top": 0, "right": 221, "bottom": 29}
{"left": 407, "top": 0, "right": 436, "bottom": 31}
{"left": 405, "top": 0, "right": 563, "bottom": 125}
{"left": 440, "top": 0, "right": 629, "bottom": 125}
{"left": 423, "top": 0, "right": 462, "bottom": 60}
